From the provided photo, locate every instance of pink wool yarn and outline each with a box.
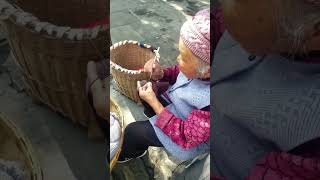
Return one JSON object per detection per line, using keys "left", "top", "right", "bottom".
{"left": 180, "top": 8, "right": 210, "bottom": 64}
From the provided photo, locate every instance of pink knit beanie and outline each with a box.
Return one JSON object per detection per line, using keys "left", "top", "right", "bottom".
{"left": 180, "top": 8, "right": 210, "bottom": 64}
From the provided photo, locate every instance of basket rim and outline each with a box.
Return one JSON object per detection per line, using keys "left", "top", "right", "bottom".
{"left": 110, "top": 98, "right": 125, "bottom": 172}
{"left": 0, "top": 0, "right": 107, "bottom": 40}
{"left": 110, "top": 40, "right": 160, "bottom": 75}
{"left": 0, "top": 112, "right": 43, "bottom": 180}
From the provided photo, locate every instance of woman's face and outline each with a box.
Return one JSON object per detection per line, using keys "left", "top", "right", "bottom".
{"left": 220, "top": 0, "right": 279, "bottom": 54}
{"left": 177, "top": 38, "right": 203, "bottom": 79}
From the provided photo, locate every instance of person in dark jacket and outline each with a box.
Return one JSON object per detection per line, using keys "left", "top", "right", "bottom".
{"left": 211, "top": 0, "right": 320, "bottom": 179}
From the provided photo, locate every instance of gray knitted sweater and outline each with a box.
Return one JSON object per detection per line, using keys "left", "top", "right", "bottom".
{"left": 211, "top": 32, "right": 320, "bottom": 179}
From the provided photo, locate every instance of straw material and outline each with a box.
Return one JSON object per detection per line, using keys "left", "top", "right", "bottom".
{"left": 0, "top": 0, "right": 108, "bottom": 40}
{"left": 110, "top": 40, "right": 160, "bottom": 102}
{"left": 0, "top": 0, "right": 109, "bottom": 127}
{"left": 110, "top": 98, "right": 124, "bottom": 172}
{"left": 0, "top": 113, "right": 43, "bottom": 180}
{"left": 15, "top": 0, "right": 107, "bottom": 28}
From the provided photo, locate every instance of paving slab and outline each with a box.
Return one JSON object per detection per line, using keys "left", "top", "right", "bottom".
{"left": 0, "top": 72, "right": 77, "bottom": 180}
{"left": 110, "top": 11, "right": 140, "bottom": 29}
{"left": 111, "top": 25, "right": 145, "bottom": 43}
{"left": 110, "top": 0, "right": 132, "bottom": 13}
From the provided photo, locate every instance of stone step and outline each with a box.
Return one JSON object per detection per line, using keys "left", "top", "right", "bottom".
{"left": 0, "top": 71, "right": 77, "bottom": 180}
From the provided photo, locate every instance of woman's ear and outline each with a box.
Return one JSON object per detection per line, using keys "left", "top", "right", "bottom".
{"left": 203, "top": 67, "right": 211, "bottom": 79}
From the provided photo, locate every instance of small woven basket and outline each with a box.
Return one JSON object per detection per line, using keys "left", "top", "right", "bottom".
{"left": 0, "top": 113, "right": 43, "bottom": 180}
{"left": 110, "top": 98, "right": 124, "bottom": 172}
{"left": 110, "top": 40, "right": 160, "bottom": 102}
{"left": 0, "top": 0, "right": 109, "bottom": 127}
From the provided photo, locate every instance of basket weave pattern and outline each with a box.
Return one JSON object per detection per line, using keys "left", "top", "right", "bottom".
{"left": 15, "top": 0, "right": 107, "bottom": 28}
{"left": 110, "top": 99, "right": 124, "bottom": 171}
{"left": 0, "top": 0, "right": 108, "bottom": 126}
{"left": 110, "top": 41, "right": 159, "bottom": 102}
{"left": 0, "top": 113, "right": 43, "bottom": 180}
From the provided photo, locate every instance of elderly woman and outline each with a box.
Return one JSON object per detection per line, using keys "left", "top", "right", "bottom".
{"left": 116, "top": 8, "right": 211, "bottom": 162}
{"left": 211, "top": 0, "right": 320, "bottom": 179}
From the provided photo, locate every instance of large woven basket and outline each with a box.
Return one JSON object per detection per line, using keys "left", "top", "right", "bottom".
{"left": 0, "top": 113, "right": 43, "bottom": 180}
{"left": 110, "top": 98, "right": 124, "bottom": 172}
{"left": 110, "top": 41, "right": 160, "bottom": 102}
{"left": 14, "top": 0, "right": 107, "bottom": 28}
{"left": 0, "top": 0, "right": 109, "bottom": 127}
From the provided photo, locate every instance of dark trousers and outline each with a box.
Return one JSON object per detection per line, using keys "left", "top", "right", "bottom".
{"left": 118, "top": 121, "right": 163, "bottom": 160}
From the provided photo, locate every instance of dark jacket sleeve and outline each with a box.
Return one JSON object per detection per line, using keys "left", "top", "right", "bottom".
{"left": 160, "top": 65, "right": 180, "bottom": 85}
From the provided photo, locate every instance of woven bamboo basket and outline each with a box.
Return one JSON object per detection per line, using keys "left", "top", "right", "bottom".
{"left": 0, "top": 113, "right": 43, "bottom": 180}
{"left": 14, "top": 0, "right": 107, "bottom": 27}
{"left": 110, "top": 98, "right": 124, "bottom": 172}
{"left": 110, "top": 41, "right": 160, "bottom": 102}
{"left": 0, "top": 0, "right": 109, "bottom": 127}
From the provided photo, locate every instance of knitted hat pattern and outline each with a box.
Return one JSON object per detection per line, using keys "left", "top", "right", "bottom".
{"left": 180, "top": 8, "right": 210, "bottom": 64}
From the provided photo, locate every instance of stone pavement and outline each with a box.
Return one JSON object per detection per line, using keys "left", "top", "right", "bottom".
{"left": 110, "top": 0, "right": 210, "bottom": 66}
{"left": 110, "top": 0, "right": 210, "bottom": 179}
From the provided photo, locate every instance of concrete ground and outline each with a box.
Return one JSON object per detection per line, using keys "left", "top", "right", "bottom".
{"left": 110, "top": 0, "right": 210, "bottom": 66}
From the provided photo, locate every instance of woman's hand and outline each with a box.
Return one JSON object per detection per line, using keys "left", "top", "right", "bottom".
{"left": 137, "top": 81, "right": 157, "bottom": 103}
{"left": 87, "top": 61, "right": 109, "bottom": 120}
{"left": 137, "top": 81, "right": 164, "bottom": 114}
{"left": 144, "top": 58, "right": 164, "bottom": 80}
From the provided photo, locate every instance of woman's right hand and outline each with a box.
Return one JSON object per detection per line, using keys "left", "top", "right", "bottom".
{"left": 144, "top": 58, "right": 164, "bottom": 81}
{"left": 87, "top": 61, "right": 109, "bottom": 120}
